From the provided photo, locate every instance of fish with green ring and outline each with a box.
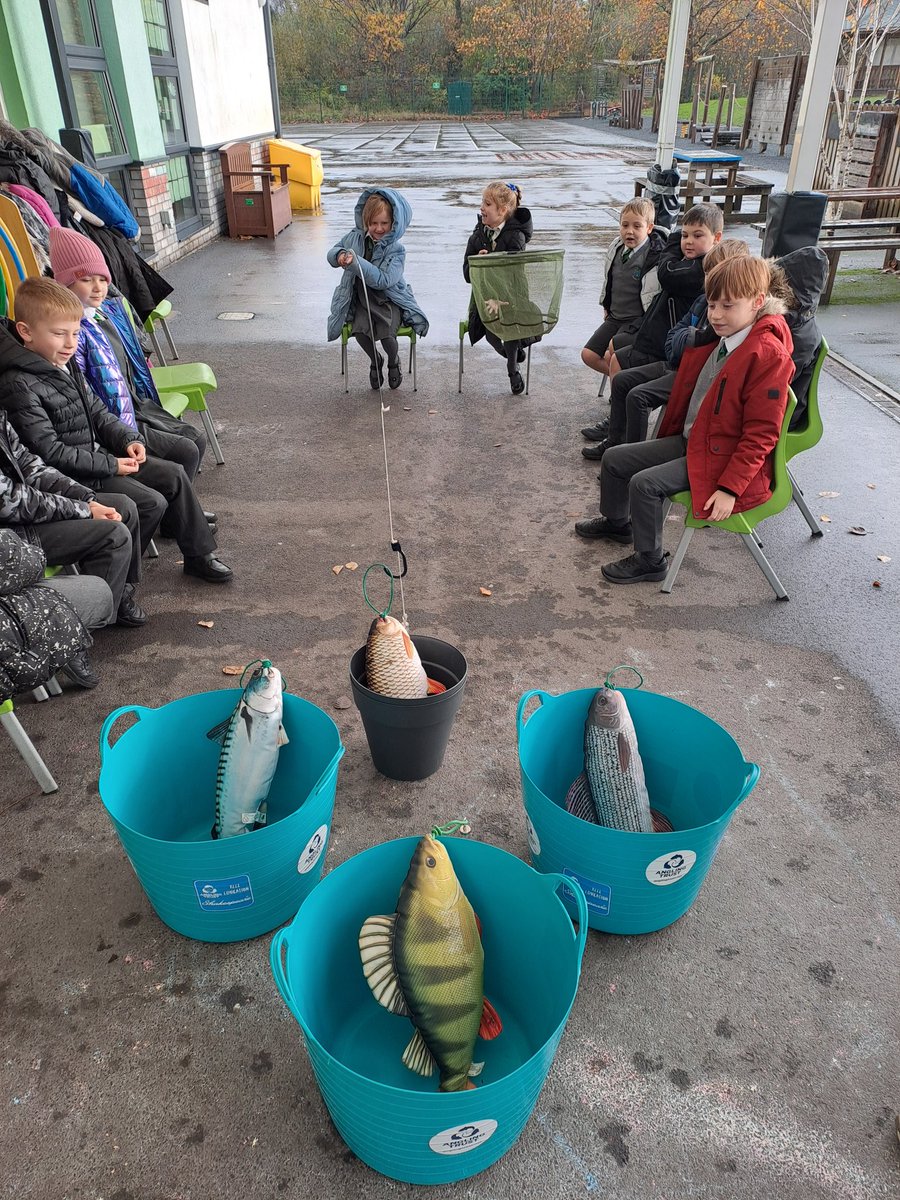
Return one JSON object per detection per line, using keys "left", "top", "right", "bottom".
{"left": 207, "top": 660, "right": 288, "bottom": 838}
{"left": 359, "top": 835, "right": 502, "bottom": 1091}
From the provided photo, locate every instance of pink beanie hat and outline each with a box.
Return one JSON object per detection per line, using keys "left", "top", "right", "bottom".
{"left": 49, "top": 227, "right": 111, "bottom": 289}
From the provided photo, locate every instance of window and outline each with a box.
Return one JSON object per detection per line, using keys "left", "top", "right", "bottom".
{"left": 166, "top": 155, "right": 198, "bottom": 225}
{"left": 142, "top": 0, "right": 172, "bottom": 58}
{"left": 153, "top": 74, "right": 185, "bottom": 147}
{"left": 57, "top": 0, "right": 99, "bottom": 47}
{"left": 70, "top": 68, "right": 126, "bottom": 157}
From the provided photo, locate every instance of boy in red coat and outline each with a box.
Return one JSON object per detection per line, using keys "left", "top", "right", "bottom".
{"left": 575, "top": 256, "right": 795, "bottom": 584}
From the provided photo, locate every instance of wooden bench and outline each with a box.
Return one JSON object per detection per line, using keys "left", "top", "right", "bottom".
{"left": 634, "top": 171, "right": 774, "bottom": 223}
{"left": 219, "top": 141, "right": 292, "bottom": 240}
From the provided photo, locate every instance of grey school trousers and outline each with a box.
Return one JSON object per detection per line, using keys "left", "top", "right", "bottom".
{"left": 41, "top": 573, "right": 115, "bottom": 629}
{"left": 608, "top": 361, "right": 674, "bottom": 445}
{"left": 600, "top": 436, "right": 689, "bottom": 557}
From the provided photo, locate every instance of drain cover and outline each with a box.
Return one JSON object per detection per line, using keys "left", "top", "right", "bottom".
{"left": 217, "top": 311, "right": 255, "bottom": 321}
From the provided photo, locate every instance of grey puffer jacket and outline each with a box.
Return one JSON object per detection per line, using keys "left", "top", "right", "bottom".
{"left": 0, "top": 529, "right": 90, "bottom": 701}
{"left": 0, "top": 319, "right": 140, "bottom": 489}
{"left": 0, "top": 411, "right": 94, "bottom": 545}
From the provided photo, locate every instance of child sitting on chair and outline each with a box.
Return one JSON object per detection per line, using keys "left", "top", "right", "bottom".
{"left": 327, "top": 187, "right": 428, "bottom": 391}
{"left": 576, "top": 256, "right": 794, "bottom": 585}
{"left": 463, "top": 181, "right": 535, "bottom": 395}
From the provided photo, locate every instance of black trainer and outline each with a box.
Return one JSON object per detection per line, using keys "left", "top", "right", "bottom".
{"left": 59, "top": 650, "right": 100, "bottom": 689}
{"left": 369, "top": 353, "right": 384, "bottom": 390}
{"left": 582, "top": 438, "right": 610, "bottom": 461}
{"left": 183, "top": 554, "right": 233, "bottom": 583}
{"left": 509, "top": 370, "right": 525, "bottom": 395}
{"left": 581, "top": 419, "right": 609, "bottom": 441}
{"left": 116, "top": 586, "right": 148, "bottom": 627}
{"left": 388, "top": 361, "right": 402, "bottom": 389}
{"left": 574, "top": 517, "right": 633, "bottom": 543}
{"left": 601, "top": 551, "right": 669, "bottom": 584}
{"left": 203, "top": 510, "right": 217, "bottom": 525}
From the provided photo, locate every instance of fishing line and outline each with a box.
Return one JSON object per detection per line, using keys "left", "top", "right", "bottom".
{"left": 351, "top": 254, "right": 408, "bottom": 625}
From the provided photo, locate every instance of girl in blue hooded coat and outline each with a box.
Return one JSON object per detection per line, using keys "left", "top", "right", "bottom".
{"left": 327, "top": 187, "right": 428, "bottom": 390}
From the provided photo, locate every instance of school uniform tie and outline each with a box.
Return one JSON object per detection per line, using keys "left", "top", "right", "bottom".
{"left": 716, "top": 342, "right": 728, "bottom": 362}
{"left": 621, "top": 247, "right": 633, "bottom": 263}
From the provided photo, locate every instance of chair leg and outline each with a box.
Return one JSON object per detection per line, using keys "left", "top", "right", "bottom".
{"left": 743, "top": 534, "right": 789, "bottom": 600}
{"left": 458, "top": 336, "right": 464, "bottom": 394}
{"left": 789, "top": 468, "right": 824, "bottom": 537}
{"left": 342, "top": 340, "right": 349, "bottom": 393}
{"left": 45, "top": 675, "right": 63, "bottom": 697}
{"left": 31, "top": 686, "right": 50, "bottom": 702}
{"left": 1, "top": 708, "right": 58, "bottom": 794}
{"left": 660, "top": 526, "right": 695, "bottom": 594}
{"left": 597, "top": 375, "right": 608, "bottom": 399}
{"left": 201, "top": 408, "right": 225, "bottom": 465}
{"left": 525, "top": 344, "right": 532, "bottom": 395}
{"left": 147, "top": 538, "right": 159, "bottom": 559}
{"left": 160, "top": 316, "right": 179, "bottom": 360}
{"left": 148, "top": 326, "right": 167, "bottom": 366}
{"left": 411, "top": 341, "right": 417, "bottom": 392}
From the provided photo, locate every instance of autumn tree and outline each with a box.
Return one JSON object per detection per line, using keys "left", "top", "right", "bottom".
{"left": 456, "top": 0, "right": 593, "bottom": 77}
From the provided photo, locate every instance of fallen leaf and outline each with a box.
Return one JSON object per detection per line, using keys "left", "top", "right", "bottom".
{"left": 876, "top": 555, "right": 891, "bottom": 563}
{"left": 872, "top": 580, "right": 882, "bottom": 588}
{"left": 566, "top": 511, "right": 581, "bottom": 518}
{"left": 345, "top": 561, "right": 358, "bottom": 571}
{"left": 197, "top": 620, "right": 214, "bottom": 629}
{"left": 818, "top": 490, "right": 840, "bottom": 498}
{"left": 403, "top": 406, "right": 411, "bottom": 411}
{"left": 222, "top": 665, "right": 242, "bottom": 676}
{"left": 333, "top": 696, "right": 352, "bottom": 710}
{"left": 494, "top": 442, "right": 503, "bottom": 447}
{"left": 331, "top": 564, "right": 343, "bottom": 575}
{"left": 428, "top": 409, "right": 438, "bottom": 415}
{"left": 866, "top": 482, "right": 876, "bottom": 489}
{"left": 479, "top": 587, "right": 493, "bottom": 597}
{"left": 819, "top": 515, "right": 831, "bottom": 523}
{"left": 175, "top": 559, "right": 184, "bottom": 565}
{"left": 848, "top": 526, "right": 867, "bottom": 536}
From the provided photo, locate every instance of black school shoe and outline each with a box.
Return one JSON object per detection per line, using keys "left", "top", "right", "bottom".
{"left": 388, "top": 360, "right": 402, "bottom": 389}
{"left": 575, "top": 517, "right": 633, "bottom": 543}
{"left": 601, "top": 551, "right": 669, "bottom": 584}
{"left": 509, "top": 370, "right": 525, "bottom": 395}
{"left": 59, "top": 650, "right": 100, "bottom": 689}
{"left": 184, "top": 554, "right": 233, "bottom": 583}
{"left": 581, "top": 419, "right": 609, "bottom": 441}
{"left": 369, "top": 353, "right": 384, "bottom": 390}
{"left": 582, "top": 438, "right": 611, "bottom": 461}
{"left": 116, "top": 586, "right": 148, "bottom": 627}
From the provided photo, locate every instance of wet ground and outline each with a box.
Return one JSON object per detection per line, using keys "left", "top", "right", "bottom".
{"left": 2, "top": 119, "right": 898, "bottom": 1200}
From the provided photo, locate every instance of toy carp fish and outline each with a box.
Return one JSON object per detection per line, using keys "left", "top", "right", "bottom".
{"left": 359, "top": 835, "right": 502, "bottom": 1091}
{"left": 207, "top": 660, "right": 288, "bottom": 838}
{"left": 563, "top": 687, "right": 656, "bottom": 834}
{"left": 365, "top": 614, "right": 446, "bottom": 698}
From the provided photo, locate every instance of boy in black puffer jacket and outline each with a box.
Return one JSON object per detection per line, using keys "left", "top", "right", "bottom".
{"left": 463, "top": 181, "right": 535, "bottom": 395}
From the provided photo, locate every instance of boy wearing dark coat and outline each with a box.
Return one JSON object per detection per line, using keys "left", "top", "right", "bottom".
{"left": 576, "top": 256, "right": 794, "bottom": 585}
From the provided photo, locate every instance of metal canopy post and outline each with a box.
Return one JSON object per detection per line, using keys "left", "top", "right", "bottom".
{"left": 785, "top": 0, "right": 849, "bottom": 191}
{"left": 655, "top": 0, "right": 693, "bottom": 168}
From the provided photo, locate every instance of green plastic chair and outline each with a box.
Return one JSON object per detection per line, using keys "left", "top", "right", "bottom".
{"left": 340, "top": 322, "right": 417, "bottom": 392}
{"left": 661, "top": 390, "right": 798, "bottom": 601}
{"left": 0, "top": 697, "right": 58, "bottom": 792}
{"left": 151, "top": 362, "right": 223, "bottom": 464}
{"left": 144, "top": 298, "right": 179, "bottom": 365}
{"left": 785, "top": 338, "right": 828, "bottom": 536}
{"left": 458, "top": 317, "right": 533, "bottom": 395}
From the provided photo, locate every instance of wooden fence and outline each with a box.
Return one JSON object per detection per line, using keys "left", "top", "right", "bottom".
{"left": 814, "top": 105, "right": 900, "bottom": 216}
{"left": 741, "top": 54, "right": 807, "bottom": 155}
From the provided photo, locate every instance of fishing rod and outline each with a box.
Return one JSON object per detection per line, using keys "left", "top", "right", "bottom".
{"left": 350, "top": 253, "right": 409, "bottom": 625}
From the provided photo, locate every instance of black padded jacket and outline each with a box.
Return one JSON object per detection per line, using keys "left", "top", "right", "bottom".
{"left": 631, "top": 228, "right": 708, "bottom": 360}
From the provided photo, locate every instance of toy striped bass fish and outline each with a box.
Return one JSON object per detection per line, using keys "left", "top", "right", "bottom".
{"left": 564, "top": 688, "right": 655, "bottom": 834}
{"left": 365, "top": 614, "right": 446, "bottom": 698}
{"left": 206, "top": 661, "right": 288, "bottom": 839}
{"left": 359, "top": 835, "right": 502, "bottom": 1091}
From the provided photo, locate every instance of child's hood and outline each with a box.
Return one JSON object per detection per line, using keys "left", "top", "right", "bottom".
{"left": 747, "top": 310, "right": 793, "bottom": 351}
{"left": 354, "top": 187, "right": 412, "bottom": 243}
{"left": 507, "top": 206, "right": 533, "bottom": 240}
{"left": 0, "top": 318, "right": 60, "bottom": 379}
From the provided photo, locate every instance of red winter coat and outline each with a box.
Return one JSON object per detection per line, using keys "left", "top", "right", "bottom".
{"left": 657, "top": 313, "right": 794, "bottom": 518}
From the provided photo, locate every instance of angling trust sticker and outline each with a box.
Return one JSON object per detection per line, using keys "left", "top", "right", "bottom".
{"left": 645, "top": 850, "right": 697, "bottom": 886}
{"left": 297, "top": 825, "right": 328, "bottom": 875}
{"left": 429, "top": 1120, "right": 498, "bottom": 1155}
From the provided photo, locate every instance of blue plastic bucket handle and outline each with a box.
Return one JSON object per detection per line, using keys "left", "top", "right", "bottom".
{"left": 271, "top": 867, "right": 590, "bottom": 1031}
{"left": 516, "top": 689, "right": 553, "bottom": 740}
{"left": 726, "top": 761, "right": 761, "bottom": 819}
{"left": 313, "top": 745, "right": 346, "bottom": 794}
{"left": 99, "top": 705, "right": 154, "bottom": 765}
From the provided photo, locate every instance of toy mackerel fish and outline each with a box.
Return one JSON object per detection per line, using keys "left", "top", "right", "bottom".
{"left": 206, "top": 660, "right": 288, "bottom": 839}
{"left": 359, "top": 835, "right": 502, "bottom": 1091}
{"left": 365, "top": 614, "right": 446, "bottom": 699}
{"left": 565, "top": 687, "right": 671, "bottom": 833}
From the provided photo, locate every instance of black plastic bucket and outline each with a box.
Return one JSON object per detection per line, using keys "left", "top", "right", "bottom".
{"left": 349, "top": 635, "right": 468, "bottom": 781}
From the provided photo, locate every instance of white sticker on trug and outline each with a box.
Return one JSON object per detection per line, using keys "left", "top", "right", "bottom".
{"left": 525, "top": 815, "right": 541, "bottom": 857}
{"left": 429, "top": 1120, "right": 498, "bottom": 1155}
{"left": 297, "top": 824, "right": 328, "bottom": 874}
{"left": 645, "top": 850, "right": 697, "bottom": 886}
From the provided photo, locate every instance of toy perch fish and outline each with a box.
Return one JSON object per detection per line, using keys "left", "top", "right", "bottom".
{"left": 359, "top": 835, "right": 502, "bottom": 1092}
{"left": 365, "top": 614, "right": 446, "bottom": 698}
{"left": 207, "top": 660, "right": 288, "bottom": 838}
{"left": 563, "top": 687, "right": 660, "bottom": 834}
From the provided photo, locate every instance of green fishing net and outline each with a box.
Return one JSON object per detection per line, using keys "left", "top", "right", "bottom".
{"left": 468, "top": 249, "right": 565, "bottom": 342}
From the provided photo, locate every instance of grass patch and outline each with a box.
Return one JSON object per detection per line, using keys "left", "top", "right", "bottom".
{"left": 829, "top": 269, "right": 900, "bottom": 305}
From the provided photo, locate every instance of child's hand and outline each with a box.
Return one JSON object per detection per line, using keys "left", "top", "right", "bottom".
{"left": 88, "top": 500, "right": 122, "bottom": 521}
{"left": 126, "top": 442, "right": 146, "bottom": 463}
{"left": 477, "top": 249, "right": 489, "bottom": 255}
{"left": 338, "top": 251, "right": 353, "bottom": 267}
{"left": 116, "top": 457, "right": 139, "bottom": 476}
{"left": 703, "top": 490, "right": 736, "bottom": 521}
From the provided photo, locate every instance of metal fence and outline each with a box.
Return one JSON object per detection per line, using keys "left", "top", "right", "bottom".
{"left": 278, "top": 73, "right": 597, "bottom": 122}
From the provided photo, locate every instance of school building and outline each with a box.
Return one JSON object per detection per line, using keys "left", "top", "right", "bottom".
{"left": 0, "top": 0, "right": 279, "bottom": 265}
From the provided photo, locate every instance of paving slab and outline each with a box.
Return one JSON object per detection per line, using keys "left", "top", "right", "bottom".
{"left": 2, "top": 120, "right": 898, "bottom": 1200}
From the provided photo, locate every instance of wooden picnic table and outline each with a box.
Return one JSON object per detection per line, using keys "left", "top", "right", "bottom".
{"left": 634, "top": 148, "right": 774, "bottom": 223}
